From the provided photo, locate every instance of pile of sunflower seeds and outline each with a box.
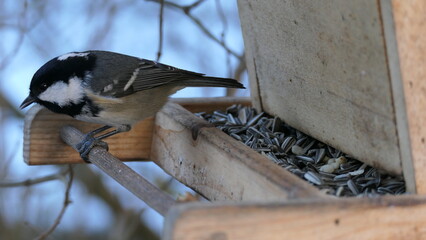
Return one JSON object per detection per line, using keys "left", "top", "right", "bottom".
{"left": 195, "top": 104, "right": 406, "bottom": 197}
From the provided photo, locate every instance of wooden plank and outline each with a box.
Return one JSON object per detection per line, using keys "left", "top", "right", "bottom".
{"left": 164, "top": 195, "right": 426, "bottom": 240}
{"left": 238, "top": 0, "right": 402, "bottom": 175}
{"left": 151, "top": 102, "right": 328, "bottom": 201}
{"left": 379, "top": 0, "right": 416, "bottom": 192}
{"left": 24, "top": 106, "right": 154, "bottom": 165}
{"left": 173, "top": 97, "right": 251, "bottom": 113}
{"left": 390, "top": 0, "right": 426, "bottom": 193}
{"left": 24, "top": 97, "right": 250, "bottom": 165}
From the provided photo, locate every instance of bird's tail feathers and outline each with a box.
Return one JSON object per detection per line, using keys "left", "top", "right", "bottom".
{"left": 181, "top": 76, "right": 244, "bottom": 89}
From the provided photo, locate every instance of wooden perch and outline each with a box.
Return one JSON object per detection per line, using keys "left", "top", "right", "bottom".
{"left": 164, "top": 195, "right": 426, "bottom": 240}
{"left": 151, "top": 103, "right": 328, "bottom": 201}
{"left": 60, "top": 125, "right": 175, "bottom": 216}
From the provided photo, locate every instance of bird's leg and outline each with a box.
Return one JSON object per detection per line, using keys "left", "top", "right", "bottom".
{"left": 96, "top": 125, "right": 131, "bottom": 140}
{"left": 76, "top": 125, "right": 131, "bottom": 162}
{"left": 76, "top": 125, "right": 111, "bottom": 162}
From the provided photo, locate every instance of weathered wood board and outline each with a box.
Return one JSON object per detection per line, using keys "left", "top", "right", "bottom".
{"left": 238, "top": 0, "right": 424, "bottom": 193}
{"left": 24, "top": 105, "right": 154, "bottom": 165}
{"left": 379, "top": 0, "right": 416, "bottom": 197}
{"left": 23, "top": 97, "right": 250, "bottom": 165}
{"left": 151, "top": 103, "right": 327, "bottom": 201}
{"left": 238, "top": 0, "right": 401, "bottom": 175}
{"left": 389, "top": 0, "right": 426, "bottom": 194}
{"left": 164, "top": 195, "right": 426, "bottom": 240}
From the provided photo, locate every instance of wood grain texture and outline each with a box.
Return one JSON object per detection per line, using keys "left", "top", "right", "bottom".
{"left": 24, "top": 105, "right": 154, "bottom": 165}
{"left": 151, "top": 103, "right": 328, "bottom": 201}
{"left": 164, "top": 195, "right": 426, "bottom": 240}
{"left": 238, "top": 0, "right": 402, "bottom": 175}
{"left": 391, "top": 0, "right": 426, "bottom": 193}
{"left": 24, "top": 97, "right": 250, "bottom": 165}
{"left": 172, "top": 97, "right": 251, "bottom": 113}
{"left": 380, "top": 0, "right": 415, "bottom": 192}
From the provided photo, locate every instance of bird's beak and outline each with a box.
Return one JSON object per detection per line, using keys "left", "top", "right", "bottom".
{"left": 20, "top": 95, "right": 36, "bottom": 109}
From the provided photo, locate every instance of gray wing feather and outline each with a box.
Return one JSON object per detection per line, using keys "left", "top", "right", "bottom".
{"left": 90, "top": 51, "right": 243, "bottom": 98}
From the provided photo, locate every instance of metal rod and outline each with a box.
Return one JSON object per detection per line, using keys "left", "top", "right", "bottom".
{"left": 60, "top": 125, "right": 176, "bottom": 216}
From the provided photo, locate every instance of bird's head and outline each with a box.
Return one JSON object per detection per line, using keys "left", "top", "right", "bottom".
{"left": 20, "top": 52, "right": 96, "bottom": 115}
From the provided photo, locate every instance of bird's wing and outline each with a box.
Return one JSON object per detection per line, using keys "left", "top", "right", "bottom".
{"left": 115, "top": 59, "right": 206, "bottom": 94}
{"left": 92, "top": 58, "right": 207, "bottom": 98}
{"left": 89, "top": 51, "right": 242, "bottom": 98}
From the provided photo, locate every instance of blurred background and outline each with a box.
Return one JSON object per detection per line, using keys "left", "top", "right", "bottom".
{"left": 0, "top": 0, "right": 248, "bottom": 239}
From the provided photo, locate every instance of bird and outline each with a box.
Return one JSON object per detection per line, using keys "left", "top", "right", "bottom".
{"left": 20, "top": 50, "right": 244, "bottom": 161}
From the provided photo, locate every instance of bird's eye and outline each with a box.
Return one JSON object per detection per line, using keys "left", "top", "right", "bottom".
{"left": 40, "top": 82, "right": 48, "bottom": 91}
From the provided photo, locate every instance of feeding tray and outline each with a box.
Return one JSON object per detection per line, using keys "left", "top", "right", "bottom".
{"left": 24, "top": 97, "right": 426, "bottom": 239}
{"left": 22, "top": 0, "right": 426, "bottom": 239}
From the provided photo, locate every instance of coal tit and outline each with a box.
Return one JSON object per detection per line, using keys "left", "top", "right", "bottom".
{"left": 20, "top": 50, "right": 244, "bottom": 160}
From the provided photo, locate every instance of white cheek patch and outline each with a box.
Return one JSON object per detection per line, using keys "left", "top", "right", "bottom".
{"left": 38, "top": 77, "right": 85, "bottom": 107}
{"left": 57, "top": 52, "right": 89, "bottom": 61}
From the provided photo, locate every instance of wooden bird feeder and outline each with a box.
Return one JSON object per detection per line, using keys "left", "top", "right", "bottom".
{"left": 23, "top": 0, "right": 426, "bottom": 239}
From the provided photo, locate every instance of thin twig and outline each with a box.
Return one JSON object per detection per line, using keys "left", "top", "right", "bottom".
{"left": 147, "top": 0, "right": 243, "bottom": 60}
{"left": 187, "top": 0, "right": 206, "bottom": 9}
{"left": 0, "top": 168, "right": 69, "bottom": 187}
{"left": 73, "top": 166, "right": 160, "bottom": 239}
{"left": 227, "top": 52, "right": 246, "bottom": 96}
{"left": 34, "top": 165, "right": 74, "bottom": 240}
{"left": 215, "top": 0, "right": 233, "bottom": 79}
{"left": 156, "top": 0, "right": 165, "bottom": 61}
{"left": 215, "top": 0, "right": 228, "bottom": 42}
{"left": 88, "top": 3, "right": 119, "bottom": 48}
{"left": 233, "top": 53, "right": 247, "bottom": 82}
{"left": 0, "top": 1, "right": 42, "bottom": 71}
{"left": 0, "top": 91, "right": 24, "bottom": 118}
{"left": 0, "top": 1, "right": 27, "bottom": 71}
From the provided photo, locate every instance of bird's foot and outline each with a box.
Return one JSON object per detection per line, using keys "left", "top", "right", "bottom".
{"left": 76, "top": 134, "right": 109, "bottom": 162}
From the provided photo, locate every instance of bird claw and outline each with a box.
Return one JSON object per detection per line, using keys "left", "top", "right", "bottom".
{"left": 76, "top": 135, "right": 109, "bottom": 162}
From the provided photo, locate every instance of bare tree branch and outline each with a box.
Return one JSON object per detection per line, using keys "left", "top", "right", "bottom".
{"left": 215, "top": 0, "right": 228, "bottom": 41}
{"left": 74, "top": 165, "right": 160, "bottom": 239}
{"left": 227, "top": 53, "right": 246, "bottom": 96}
{"left": 214, "top": 0, "right": 234, "bottom": 82}
{"left": 0, "top": 1, "right": 42, "bottom": 72}
{"left": 147, "top": 0, "right": 243, "bottom": 60}
{"left": 0, "top": 93, "right": 24, "bottom": 118}
{"left": 88, "top": 3, "right": 119, "bottom": 48}
{"left": 0, "top": 168, "right": 69, "bottom": 187}
{"left": 34, "top": 165, "right": 74, "bottom": 240}
{"left": 156, "top": 0, "right": 165, "bottom": 61}
{"left": 187, "top": 0, "right": 206, "bottom": 9}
